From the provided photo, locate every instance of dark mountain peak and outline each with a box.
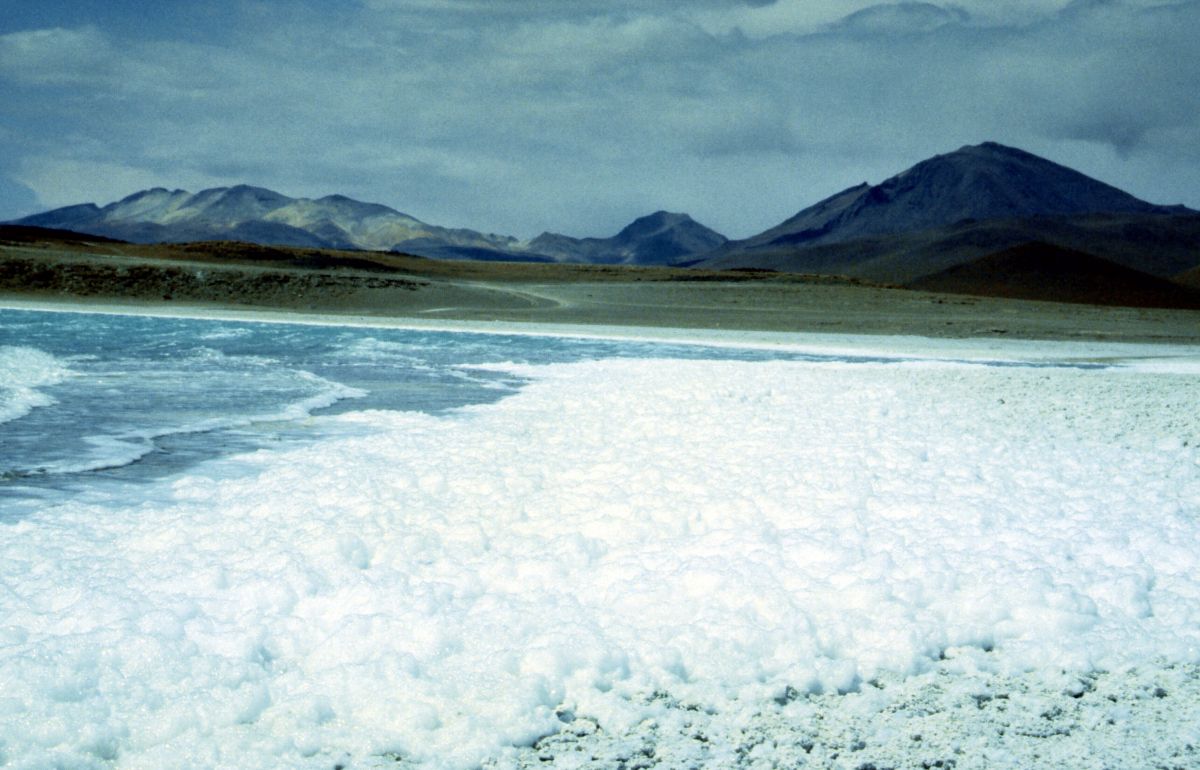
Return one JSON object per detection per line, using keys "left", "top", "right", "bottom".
{"left": 615, "top": 211, "right": 697, "bottom": 240}
{"left": 887, "top": 141, "right": 1161, "bottom": 219}
{"left": 731, "top": 141, "right": 1173, "bottom": 255}
{"left": 962, "top": 140, "right": 1028, "bottom": 156}
{"left": 919, "top": 141, "right": 1062, "bottom": 174}
{"left": 525, "top": 211, "right": 725, "bottom": 265}
{"left": 528, "top": 230, "right": 573, "bottom": 245}
{"left": 640, "top": 210, "right": 688, "bottom": 223}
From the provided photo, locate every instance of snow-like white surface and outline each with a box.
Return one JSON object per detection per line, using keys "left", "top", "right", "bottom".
{"left": 0, "top": 345, "right": 70, "bottom": 425}
{"left": 2, "top": 352, "right": 1199, "bottom": 769}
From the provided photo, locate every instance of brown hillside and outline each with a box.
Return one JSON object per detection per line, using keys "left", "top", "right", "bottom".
{"left": 1176, "top": 265, "right": 1200, "bottom": 290}
{"left": 908, "top": 241, "right": 1200, "bottom": 309}
{"left": 0, "top": 224, "right": 126, "bottom": 245}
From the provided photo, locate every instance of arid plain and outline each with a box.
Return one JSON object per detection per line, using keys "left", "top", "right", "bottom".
{"left": 3, "top": 233, "right": 1199, "bottom": 345}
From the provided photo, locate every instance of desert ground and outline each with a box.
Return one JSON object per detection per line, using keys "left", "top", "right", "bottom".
{"left": 2, "top": 235, "right": 1199, "bottom": 344}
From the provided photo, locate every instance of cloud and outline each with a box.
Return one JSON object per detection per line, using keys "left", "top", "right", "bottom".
{"left": 13, "top": 158, "right": 192, "bottom": 211}
{"left": 1018, "top": 2, "right": 1200, "bottom": 155}
{"left": 830, "top": 3, "right": 971, "bottom": 35}
{"left": 0, "top": 26, "right": 115, "bottom": 85}
{"left": 0, "top": 174, "right": 39, "bottom": 221}
{"left": 688, "top": 0, "right": 1077, "bottom": 38}
{"left": 1, "top": 0, "right": 1197, "bottom": 237}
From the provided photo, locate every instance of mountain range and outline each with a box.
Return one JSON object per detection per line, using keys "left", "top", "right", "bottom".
{"left": 11, "top": 186, "right": 723, "bottom": 266}
{"left": 528, "top": 211, "right": 726, "bottom": 264}
{"left": 10, "top": 141, "right": 1200, "bottom": 304}
{"left": 696, "top": 142, "right": 1199, "bottom": 285}
{"left": 13, "top": 185, "right": 533, "bottom": 261}
{"left": 714, "top": 142, "right": 1176, "bottom": 253}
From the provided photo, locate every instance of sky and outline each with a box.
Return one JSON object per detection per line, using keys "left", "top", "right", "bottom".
{"left": 1, "top": 0, "right": 1198, "bottom": 240}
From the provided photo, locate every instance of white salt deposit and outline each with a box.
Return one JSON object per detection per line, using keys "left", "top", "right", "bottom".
{"left": 2, "top": 350, "right": 1199, "bottom": 769}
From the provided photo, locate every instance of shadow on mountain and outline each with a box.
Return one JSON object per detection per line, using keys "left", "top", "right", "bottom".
{"left": 907, "top": 242, "right": 1200, "bottom": 309}
{"left": 0, "top": 225, "right": 126, "bottom": 245}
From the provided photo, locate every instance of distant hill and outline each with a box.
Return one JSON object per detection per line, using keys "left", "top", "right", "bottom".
{"left": 1177, "top": 265, "right": 1200, "bottom": 290}
{"left": 0, "top": 224, "right": 126, "bottom": 245}
{"left": 10, "top": 187, "right": 725, "bottom": 266}
{"left": 908, "top": 242, "right": 1200, "bottom": 309}
{"left": 10, "top": 142, "right": 1198, "bottom": 295}
{"left": 700, "top": 142, "right": 1199, "bottom": 284}
{"left": 528, "top": 211, "right": 727, "bottom": 265}
{"left": 702, "top": 211, "right": 1200, "bottom": 284}
{"left": 11, "top": 185, "right": 531, "bottom": 260}
{"left": 712, "top": 142, "right": 1179, "bottom": 253}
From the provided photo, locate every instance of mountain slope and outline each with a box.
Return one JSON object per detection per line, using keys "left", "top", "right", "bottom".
{"left": 0, "top": 224, "right": 125, "bottom": 244}
{"left": 17, "top": 203, "right": 105, "bottom": 230}
{"left": 1177, "top": 265, "right": 1200, "bottom": 290}
{"left": 12, "top": 189, "right": 725, "bottom": 266}
{"left": 908, "top": 241, "right": 1200, "bottom": 309}
{"left": 11, "top": 186, "right": 525, "bottom": 259}
{"left": 528, "top": 211, "right": 727, "bottom": 265}
{"left": 700, "top": 142, "right": 1197, "bottom": 282}
{"left": 706, "top": 212, "right": 1200, "bottom": 283}
{"left": 718, "top": 142, "right": 1176, "bottom": 257}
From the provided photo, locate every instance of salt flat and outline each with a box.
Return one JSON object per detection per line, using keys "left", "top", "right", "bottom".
{"left": 2, "top": 326, "right": 1198, "bottom": 769}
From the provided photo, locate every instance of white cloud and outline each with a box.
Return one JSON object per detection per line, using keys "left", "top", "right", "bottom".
{"left": 0, "top": 26, "right": 114, "bottom": 85}
{"left": 688, "top": 0, "right": 1095, "bottom": 38}
{"left": 1, "top": 0, "right": 1197, "bottom": 237}
{"left": 15, "top": 159, "right": 171, "bottom": 210}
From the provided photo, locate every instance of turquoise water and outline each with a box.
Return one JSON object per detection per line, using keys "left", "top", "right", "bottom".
{"left": 0, "top": 309, "right": 825, "bottom": 517}
{"left": 0, "top": 307, "right": 1109, "bottom": 520}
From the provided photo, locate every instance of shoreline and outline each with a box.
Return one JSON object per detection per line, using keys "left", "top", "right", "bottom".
{"left": 5, "top": 239, "right": 1200, "bottom": 350}
{"left": 5, "top": 293, "right": 1200, "bottom": 770}
{"left": 4, "top": 295, "right": 1200, "bottom": 366}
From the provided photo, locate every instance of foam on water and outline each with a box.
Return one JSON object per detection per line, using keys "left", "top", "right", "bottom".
{"left": 0, "top": 345, "right": 71, "bottom": 425}
{"left": 2, "top": 351, "right": 1199, "bottom": 769}
{"left": 22, "top": 375, "right": 366, "bottom": 477}
{"left": 1, "top": 360, "right": 364, "bottom": 480}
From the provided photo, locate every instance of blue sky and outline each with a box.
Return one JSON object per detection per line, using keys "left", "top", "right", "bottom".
{"left": 2, "top": 0, "right": 1198, "bottom": 239}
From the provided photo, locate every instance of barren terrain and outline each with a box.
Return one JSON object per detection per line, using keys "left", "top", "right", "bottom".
{"left": 3, "top": 234, "right": 1199, "bottom": 344}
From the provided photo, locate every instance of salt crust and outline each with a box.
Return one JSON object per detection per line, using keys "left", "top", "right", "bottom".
{"left": 2, "top": 355, "right": 1199, "bottom": 769}
{"left": 482, "top": 658, "right": 1200, "bottom": 770}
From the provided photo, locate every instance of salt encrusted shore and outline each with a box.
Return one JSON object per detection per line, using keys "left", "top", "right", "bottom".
{"left": 5, "top": 297, "right": 1200, "bottom": 365}
{"left": 4, "top": 302, "right": 1199, "bottom": 770}
{"left": 478, "top": 658, "right": 1200, "bottom": 770}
